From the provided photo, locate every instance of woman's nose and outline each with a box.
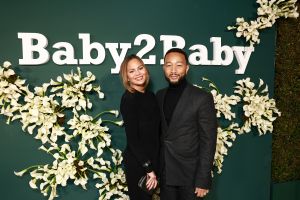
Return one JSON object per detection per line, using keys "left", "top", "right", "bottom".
{"left": 135, "top": 69, "right": 141, "bottom": 75}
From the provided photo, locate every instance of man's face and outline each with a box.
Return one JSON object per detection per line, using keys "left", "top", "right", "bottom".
{"left": 163, "top": 52, "right": 189, "bottom": 84}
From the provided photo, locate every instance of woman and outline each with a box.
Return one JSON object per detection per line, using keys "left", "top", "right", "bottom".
{"left": 120, "top": 55, "right": 160, "bottom": 200}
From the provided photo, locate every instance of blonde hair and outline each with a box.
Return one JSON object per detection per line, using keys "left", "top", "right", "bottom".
{"left": 120, "top": 54, "right": 150, "bottom": 93}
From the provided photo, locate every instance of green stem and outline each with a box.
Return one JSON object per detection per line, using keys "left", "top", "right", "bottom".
{"left": 39, "top": 145, "right": 60, "bottom": 157}
{"left": 196, "top": 85, "right": 211, "bottom": 93}
{"left": 93, "top": 111, "right": 115, "bottom": 122}
{"left": 202, "top": 77, "right": 220, "bottom": 94}
{"left": 19, "top": 164, "right": 44, "bottom": 173}
{"left": 101, "top": 120, "right": 121, "bottom": 126}
{"left": 58, "top": 107, "right": 66, "bottom": 112}
{"left": 84, "top": 94, "right": 89, "bottom": 111}
{"left": 87, "top": 167, "right": 110, "bottom": 174}
{"left": 20, "top": 89, "right": 28, "bottom": 96}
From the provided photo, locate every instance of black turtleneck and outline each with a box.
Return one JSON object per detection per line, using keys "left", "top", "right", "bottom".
{"left": 163, "top": 78, "right": 187, "bottom": 125}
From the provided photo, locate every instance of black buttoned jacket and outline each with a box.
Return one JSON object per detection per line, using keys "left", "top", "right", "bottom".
{"left": 156, "top": 83, "right": 217, "bottom": 189}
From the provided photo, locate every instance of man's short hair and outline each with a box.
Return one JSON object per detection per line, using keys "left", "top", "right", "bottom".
{"left": 164, "top": 48, "right": 189, "bottom": 64}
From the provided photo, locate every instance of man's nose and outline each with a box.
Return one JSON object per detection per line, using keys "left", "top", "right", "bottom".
{"left": 171, "top": 65, "right": 176, "bottom": 73}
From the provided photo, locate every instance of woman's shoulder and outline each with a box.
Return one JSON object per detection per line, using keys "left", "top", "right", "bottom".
{"left": 121, "top": 90, "right": 142, "bottom": 108}
{"left": 121, "top": 90, "right": 136, "bottom": 102}
{"left": 121, "top": 89, "right": 156, "bottom": 102}
{"left": 122, "top": 90, "right": 134, "bottom": 97}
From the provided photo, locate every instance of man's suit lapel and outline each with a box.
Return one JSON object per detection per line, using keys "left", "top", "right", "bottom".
{"left": 159, "top": 89, "right": 169, "bottom": 135}
{"left": 165, "top": 84, "right": 191, "bottom": 138}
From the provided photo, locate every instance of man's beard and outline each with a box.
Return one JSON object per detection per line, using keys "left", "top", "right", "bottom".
{"left": 164, "top": 74, "right": 186, "bottom": 85}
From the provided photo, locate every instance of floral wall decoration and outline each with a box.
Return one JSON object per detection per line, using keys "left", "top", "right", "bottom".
{"left": 1, "top": 60, "right": 281, "bottom": 200}
{"left": 0, "top": 61, "right": 129, "bottom": 200}
{"left": 195, "top": 77, "right": 281, "bottom": 173}
{"left": 227, "top": 0, "right": 299, "bottom": 46}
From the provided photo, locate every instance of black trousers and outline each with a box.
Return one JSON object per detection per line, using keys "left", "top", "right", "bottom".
{"left": 123, "top": 151, "right": 152, "bottom": 200}
{"left": 160, "top": 168, "right": 201, "bottom": 200}
{"left": 160, "top": 184, "right": 202, "bottom": 200}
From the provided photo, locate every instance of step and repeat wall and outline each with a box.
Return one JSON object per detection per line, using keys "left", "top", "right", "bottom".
{"left": 0, "top": 0, "right": 275, "bottom": 200}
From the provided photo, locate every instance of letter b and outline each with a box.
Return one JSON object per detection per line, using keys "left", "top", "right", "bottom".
{"left": 79, "top": 33, "right": 105, "bottom": 65}
{"left": 18, "top": 32, "right": 50, "bottom": 65}
{"left": 210, "top": 37, "right": 233, "bottom": 66}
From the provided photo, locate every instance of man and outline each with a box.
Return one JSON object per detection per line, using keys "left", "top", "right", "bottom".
{"left": 156, "top": 48, "right": 217, "bottom": 199}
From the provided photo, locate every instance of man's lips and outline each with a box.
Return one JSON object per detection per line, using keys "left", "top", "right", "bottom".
{"left": 169, "top": 75, "right": 179, "bottom": 79}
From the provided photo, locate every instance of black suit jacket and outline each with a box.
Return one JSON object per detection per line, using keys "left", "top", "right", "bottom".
{"left": 156, "top": 83, "right": 217, "bottom": 189}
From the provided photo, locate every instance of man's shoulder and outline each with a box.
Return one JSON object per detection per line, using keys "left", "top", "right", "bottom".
{"left": 187, "top": 83, "right": 211, "bottom": 97}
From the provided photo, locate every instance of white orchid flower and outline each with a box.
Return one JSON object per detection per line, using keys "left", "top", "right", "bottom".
{"left": 229, "top": 0, "right": 298, "bottom": 46}
{"left": 3, "top": 61, "right": 12, "bottom": 68}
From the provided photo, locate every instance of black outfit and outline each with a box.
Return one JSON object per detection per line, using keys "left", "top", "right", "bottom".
{"left": 163, "top": 78, "right": 187, "bottom": 125}
{"left": 156, "top": 79, "right": 217, "bottom": 200}
{"left": 120, "top": 90, "right": 160, "bottom": 200}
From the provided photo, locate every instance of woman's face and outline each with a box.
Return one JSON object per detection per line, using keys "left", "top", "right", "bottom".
{"left": 126, "top": 58, "right": 148, "bottom": 90}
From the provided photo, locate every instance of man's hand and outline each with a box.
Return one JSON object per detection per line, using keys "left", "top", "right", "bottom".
{"left": 195, "top": 187, "right": 209, "bottom": 198}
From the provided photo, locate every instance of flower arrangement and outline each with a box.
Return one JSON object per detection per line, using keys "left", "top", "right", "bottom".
{"left": 227, "top": 0, "right": 299, "bottom": 46}
{"left": 195, "top": 77, "right": 281, "bottom": 173}
{"left": 0, "top": 61, "right": 128, "bottom": 200}
{"left": 1, "top": 61, "right": 281, "bottom": 199}
{"left": 235, "top": 78, "right": 281, "bottom": 135}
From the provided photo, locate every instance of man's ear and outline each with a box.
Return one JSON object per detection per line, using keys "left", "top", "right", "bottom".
{"left": 186, "top": 65, "right": 190, "bottom": 73}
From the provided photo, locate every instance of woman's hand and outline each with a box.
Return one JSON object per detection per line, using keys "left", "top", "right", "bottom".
{"left": 146, "top": 171, "right": 158, "bottom": 190}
